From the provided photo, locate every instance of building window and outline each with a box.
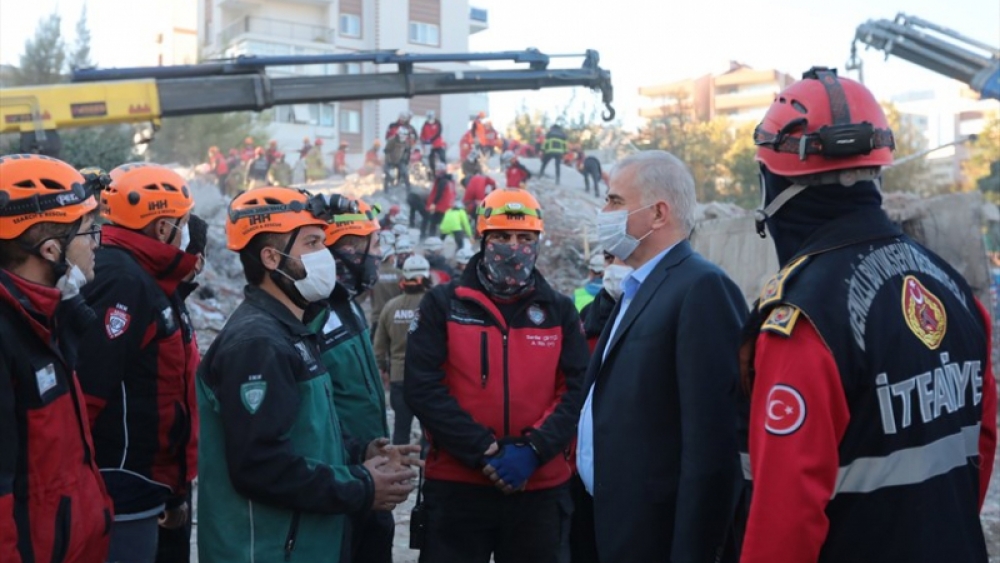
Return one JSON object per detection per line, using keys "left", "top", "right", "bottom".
{"left": 408, "top": 22, "right": 439, "bottom": 46}
{"left": 320, "top": 104, "right": 335, "bottom": 127}
{"left": 339, "top": 13, "right": 361, "bottom": 37}
{"left": 341, "top": 109, "right": 361, "bottom": 133}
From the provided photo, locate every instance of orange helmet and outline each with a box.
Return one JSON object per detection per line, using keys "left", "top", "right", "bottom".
{"left": 315, "top": 138, "right": 324, "bottom": 146}
{"left": 226, "top": 187, "right": 328, "bottom": 251}
{"left": 325, "top": 198, "right": 380, "bottom": 246}
{"left": 0, "top": 154, "right": 97, "bottom": 240}
{"left": 477, "top": 111, "right": 487, "bottom": 119}
{"left": 244, "top": 136, "right": 254, "bottom": 144}
{"left": 101, "top": 163, "right": 194, "bottom": 229}
{"left": 754, "top": 67, "right": 894, "bottom": 177}
{"left": 477, "top": 188, "right": 543, "bottom": 235}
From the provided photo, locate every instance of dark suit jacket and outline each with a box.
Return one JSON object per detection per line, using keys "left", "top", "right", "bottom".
{"left": 585, "top": 240, "right": 747, "bottom": 563}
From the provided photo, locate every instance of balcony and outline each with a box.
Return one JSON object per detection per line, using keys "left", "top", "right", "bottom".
{"left": 220, "top": 16, "right": 335, "bottom": 47}
{"left": 470, "top": 6, "right": 488, "bottom": 34}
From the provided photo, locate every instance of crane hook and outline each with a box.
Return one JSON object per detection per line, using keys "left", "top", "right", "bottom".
{"left": 602, "top": 102, "right": 616, "bottom": 122}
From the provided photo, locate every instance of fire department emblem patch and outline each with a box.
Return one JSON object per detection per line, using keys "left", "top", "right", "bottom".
{"left": 902, "top": 275, "right": 947, "bottom": 350}
{"left": 527, "top": 305, "right": 546, "bottom": 326}
{"left": 764, "top": 384, "right": 806, "bottom": 436}
{"left": 105, "top": 305, "right": 131, "bottom": 339}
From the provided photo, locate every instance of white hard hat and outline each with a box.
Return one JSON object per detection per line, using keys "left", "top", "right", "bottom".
{"left": 391, "top": 224, "right": 410, "bottom": 237}
{"left": 394, "top": 236, "right": 415, "bottom": 254}
{"left": 455, "top": 247, "right": 475, "bottom": 265}
{"left": 426, "top": 110, "right": 436, "bottom": 119}
{"left": 402, "top": 255, "right": 431, "bottom": 280}
{"left": 399, "top": 111, "right": 409, "bottom": 120}
{"left": 588, "top": 252, "right": 606, "bottom": 273}
{"left": 423, "top": 236, "right": 443, "bottom": 253}
{"left": 379, "top": 231, "right": 396, "bottom": 257}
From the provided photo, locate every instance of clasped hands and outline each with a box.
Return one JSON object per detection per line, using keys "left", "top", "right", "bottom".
{"left": 363, "top": 438, "right": 423, "bottom": 511}
{"left": 481, "top": 440, "right": 540, "bottom": 495}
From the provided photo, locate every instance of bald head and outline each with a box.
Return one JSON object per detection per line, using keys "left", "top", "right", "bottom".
{"left": 610, "top": 150, "right": 696, "bottom": 233}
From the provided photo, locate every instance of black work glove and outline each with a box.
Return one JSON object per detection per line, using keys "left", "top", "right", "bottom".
{"left": 186, "top": 214, "right": 208, "bottom": 257}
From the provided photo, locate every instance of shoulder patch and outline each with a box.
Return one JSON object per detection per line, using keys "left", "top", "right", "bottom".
{"left": 105, "top": 304, "right": 132, "bottom": 339}
{"left": 759, "top": 255, "right": 810, "bottom": 309}
{"left": 761, "top": 305, "right": 801, "bottom": 337}
{"left": 240, "top": 380, "right": 267, "bottom": 414}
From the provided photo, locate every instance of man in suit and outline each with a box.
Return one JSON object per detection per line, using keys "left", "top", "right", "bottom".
{"left": 577, "top": 150, "right": 747, "bottom": 563}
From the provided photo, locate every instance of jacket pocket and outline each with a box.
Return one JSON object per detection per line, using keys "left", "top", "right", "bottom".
{"left": 479, "top": 331, "right": 489, "bottom": 389}
{"left": 50, "top": 495, "right": 71, "bottom": 563}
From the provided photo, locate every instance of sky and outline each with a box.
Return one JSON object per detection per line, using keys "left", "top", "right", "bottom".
{"left": 2, "top": 0, "right": 998, "bottom": 131}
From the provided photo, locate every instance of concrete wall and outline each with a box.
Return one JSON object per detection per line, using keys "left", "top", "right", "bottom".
{"left": 690, "top": 192, "right": 991, "bottom": 308}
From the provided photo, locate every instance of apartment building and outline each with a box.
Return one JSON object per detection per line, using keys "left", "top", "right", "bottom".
{"left": 638, "top": 62, "right": 795, "bottom": 126}
{"left": 892, "top": 85, "right": 1000, "bottom": 191}
{"left": 198, "top": 0, "right": 489, "bottom": 164}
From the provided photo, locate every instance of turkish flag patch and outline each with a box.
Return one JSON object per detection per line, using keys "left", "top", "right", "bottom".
{"left": 105, "top": 305, "right": 131, "bottom": 339}
{"left": 764, "top": 384, "right": 806, "bottom": 435}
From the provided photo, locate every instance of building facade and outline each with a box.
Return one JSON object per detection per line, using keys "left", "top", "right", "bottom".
{"left": 638, "top": 62, "right": 795, "bottom": 126}
{"left": 198, "top": 0, "right": 488, "bottom": 165}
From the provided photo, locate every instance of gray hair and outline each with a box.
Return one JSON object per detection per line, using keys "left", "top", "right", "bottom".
{"left": 611, "top": 150, "right": 696, "bottom": 233}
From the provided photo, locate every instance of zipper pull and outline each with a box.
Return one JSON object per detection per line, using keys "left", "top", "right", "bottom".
{"left": 284, "top": 538, "right": 296, "bottom": 561}
{"left": 481, "top": 372, "right": 487, "bottom": 389}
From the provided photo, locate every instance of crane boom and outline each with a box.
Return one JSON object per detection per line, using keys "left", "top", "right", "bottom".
{"left": 853, "top": 13, "right": 999, "bottom": 100}
{"left": 0, "top": 49, "right": 614, "bottom": 155}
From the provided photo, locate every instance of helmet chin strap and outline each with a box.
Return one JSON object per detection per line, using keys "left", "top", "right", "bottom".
{"left": 755, "top": 184, "right": 807, "bottom": 238}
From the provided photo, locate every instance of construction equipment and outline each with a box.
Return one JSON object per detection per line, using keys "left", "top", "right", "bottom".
{"left": 851, "top": 13, "right": 1000, "bottom": 100}
{"left": 0, "top": 49, "right": 615, "bottom": 157}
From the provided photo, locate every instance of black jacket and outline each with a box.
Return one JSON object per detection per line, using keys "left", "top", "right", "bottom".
{"left": 584, "top": 240, "right": 747, "bottom": 563}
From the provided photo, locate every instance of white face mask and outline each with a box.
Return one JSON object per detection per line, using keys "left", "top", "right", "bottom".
{"left": 596, "top": 204, "right": 654, "bottom": 261}
{"left": 56, "top": 262, "right": 89, "bottom": 300}
{"left": 602, "top": 264, "right": 633, "bottom": 301}
{"left": 277, "top": 249, "right": 338, "bottom": 303}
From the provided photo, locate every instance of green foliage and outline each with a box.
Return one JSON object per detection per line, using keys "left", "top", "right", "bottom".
{"left": 721, "top": 122, "right": 760, "bottom": 209}
{"left": 58, "top": 126, "right": 136, "bottom": 170}
{"left": 146, "top": 112, "right": 272, "bottom": 166}
{"left": 12, "top": 12, "right": 66, "bottom": 86}
{"left": 965, "top": 114, "right": 1000, "bottom": 203}
{"left": 69, "top": 5, "right": 92, "bottom": 71}
{"left": 879, "top": 102, "right": 932, "bottom": 194}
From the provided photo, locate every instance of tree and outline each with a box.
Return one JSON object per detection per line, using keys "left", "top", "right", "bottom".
{"left": 880, "top": 102, "right": 932, "bottom": 194}
{"left": 147, "top": 112, "right": 272, "bottom": 166}
{"left": 637, "top": 92, "right": 731, "bottom": 202}
{"left": 508, "top": 103, "right": 549, "bottom": 145}
{"left": 12, "top": 12, "right": 66, "bottom": 85}
{"left": 963, "top": 113, "right": 1000, "bottom": 202}
{"left": 721, "top": 122, "right": 760, "bottom": 209}
{"left": 59, "top": 126, "right": 136, "bottom": 171}
{"left": 69, "top": 4, "right": 92, "bottom": 71}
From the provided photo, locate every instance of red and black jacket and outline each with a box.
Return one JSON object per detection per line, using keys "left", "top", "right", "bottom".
{"left": 0, "top": 270, "right": 113, "bottom": 563}
{"left": 506, "top": 162, "right": 531, "bottom": 188}
{"left": 404, "top": 255, "right": 589, "bottom": 490}
{"left": 420, "top": 120, "right": 445, "bottom": 149}
{"left": 76, "top": 226, "right": 200, "bottom": 517}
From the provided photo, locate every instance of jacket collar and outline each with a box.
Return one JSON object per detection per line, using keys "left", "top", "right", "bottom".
{"left": 0, "top": 269, "right": 58, "bottom": 343}
{"left": 244, "top": 284, "right": 313, "bottom": 337}
{"left": 789, "top": 206, "right": 902, "bottom": 263}
{"left": 102, "top": 225, "right": 198, "bottom": 296}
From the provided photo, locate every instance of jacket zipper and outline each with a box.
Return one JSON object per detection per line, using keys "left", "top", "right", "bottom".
{"left": 284, "top": 511, "right": 301, "bottom": 561}
{"left": 502, "top": 333, "right": 510, "bottom": 436}
{"left": 480, "top": 331, "right": 489, "bottom": 388}
{"left": 51, "top": 496, "right": 71, "bottom": 563}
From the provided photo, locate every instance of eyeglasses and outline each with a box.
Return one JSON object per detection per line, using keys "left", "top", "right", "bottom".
{"left": 74, "top": 227, "right": 102, "bottom": 245}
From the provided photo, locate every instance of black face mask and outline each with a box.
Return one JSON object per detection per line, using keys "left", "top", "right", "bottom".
{"left": 331, "top": 239, "right": 381, "bottom": 296}
{"left": 759, "top": 165, "right": 882, "bottom": 266}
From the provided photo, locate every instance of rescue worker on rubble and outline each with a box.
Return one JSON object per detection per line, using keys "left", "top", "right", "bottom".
{"left": 577, "top": 152, "right": 606, "bottom": 197}
{"left": 0, "top": 154, "right": 115, "bottom": 563}
{"left": 267, "top": 152, "right": 293, "bottom": 187}
{"left": 374, "top": 254, "right": 433, "bottom": 446}
{"left": 265, "top": 140, "right": 280, "bottom": 166}
{"left": 239, "top": 136, "right": 255, "bottom": 163}
{"left": 305, "top": 139, "right": 327, "bottom": 182}
{"left": 453, "top": 246, "right": 474, "bottom": 275}
{"left": 384, "top": 113, "right": 416, "bottom": 190}
{"left": 312, "top": 199, "right": 413, "bottom": 563}
{"left": 470, "top": 111, "right": 488, "bottom": 156}
{"left": 439, "top": 201, "right": 474, "bottom": 252}
{"left": 367, "top": 230, "right": 403, "bottom": 337}
{"left": 573, "top": 252, "right": 607, "bottom": 312}
{"left": 244, "top": 146, "right": 270, "bottom": 191}
{"left": 394, "top": 235, "right": 415, "bottom": 268}
{"left": 405, "top": 188, "right": 588, "bottom": 562}
{"left": 425, "top": 168, "right": 456, "bottom": 239}
{"left": 740, "top": 67, "right": 997, "bottom": 563}
{"left": 462, "top": 172, "right": 496, "bottom": 233}
{"left": 197, "top": 188, "right": 418, "bottom": 562}
{"left": 421, "top": 236, "right": 453, "bottom": 285}
{"left": 421, "top": 110, "right": 447, "bottom": 175}
{"left": 76, "top": 164, "right": 202, "bottom": 562}
{"left": 505, "top": 154, "right": 532, "bottom": 188}
{"left": 334, "top": 141, "right": 350, "bottom": 176}
{"left": 538, "top": 123, "right": 568, "bottom": 184}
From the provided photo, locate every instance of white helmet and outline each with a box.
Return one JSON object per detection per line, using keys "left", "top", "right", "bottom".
{"left": 588, "top": 252, "right": 606, "bottom": 273}
{"left": 402, "top": 255, "right": 431, "bottom": 280}
{"left": 394, "top": 236, "right": 415, "bottom": 255}
{"left": 391, "top": 223, "right": 410, "bottom": 238}
{"left": 399, "top": 111, "right": 409, "bottom": 121}
{"left": 379, "top": 231, "right": 396, "bottom": 257}
{"left": 423, "top": 236, "right": 443, "bottom": 253}
{"left": 455, "top": 247, "right": 475, "bottom": 266}
{"left": 426, "top": 110, "right": 436, "bottom": 120}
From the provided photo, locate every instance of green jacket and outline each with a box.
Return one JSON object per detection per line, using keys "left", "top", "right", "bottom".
{"left": 268, "top": 161, "right": 293, "bottom": 186}
{"left": 439, "top": 208, "right": 473, "bottom": 238}
{"left": 196, "top": 286, "right": 373, "bottom": 563}
{"left": 308, "top": 290, "right": 389, "bottom": 443}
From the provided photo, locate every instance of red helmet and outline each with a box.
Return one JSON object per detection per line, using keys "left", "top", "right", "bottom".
{"left": 754, "top": 67, "right": 894, "bottom": 177}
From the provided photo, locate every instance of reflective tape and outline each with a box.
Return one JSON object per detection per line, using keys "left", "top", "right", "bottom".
{"left": 739, "top": 424, "right": 981, "bottom": 498}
